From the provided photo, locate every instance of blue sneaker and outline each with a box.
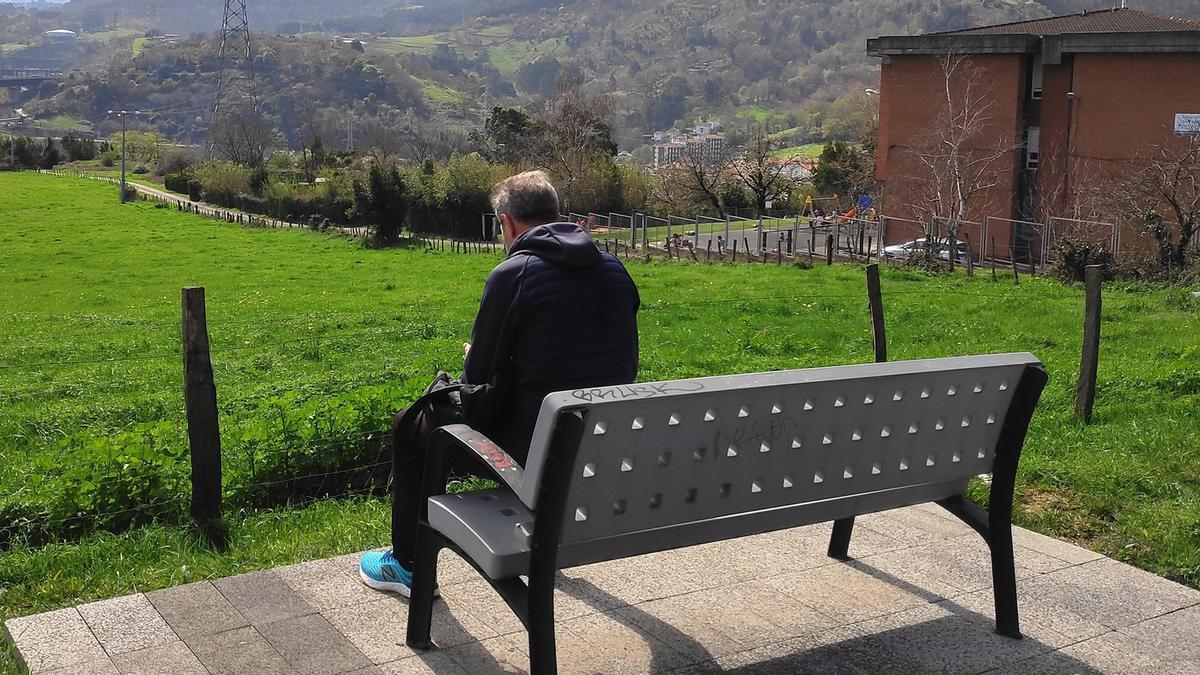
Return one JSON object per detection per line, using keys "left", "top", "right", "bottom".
{"left": 358, "top": 549, "right": 437, "bottom": 597}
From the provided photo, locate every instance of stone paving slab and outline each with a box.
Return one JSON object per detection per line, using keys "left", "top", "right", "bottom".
{"left": 145, "top": 581, "right": 248, "bottom": 639}
{"left": 108, "top": 640, "right": 207, "bottom": 675}
{"left": 213, "top": 570, "right": 317, "bottom": 627}
{"left": 6, "top": 506, "right": 1200, "bottom": 674}
{"left": 77, "top": 593, "right": 177, "bottom": 657}
{"left": 3, "top": 607, "right": 109, "bottom": 673}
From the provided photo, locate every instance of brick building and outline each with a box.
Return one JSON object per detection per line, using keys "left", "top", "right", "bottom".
{"left": 867, "top": 8, "right": 1200, "bottom": 260}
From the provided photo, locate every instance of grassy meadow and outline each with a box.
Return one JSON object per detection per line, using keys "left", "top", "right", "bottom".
{"left": 1, "top": 172, "right": 1198, "bottom": 667}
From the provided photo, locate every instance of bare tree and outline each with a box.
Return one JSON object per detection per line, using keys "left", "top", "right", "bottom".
{"left": 359, "top": 119, "right": 405, "bottom": 163}
{"left": 728, "top": 127, "right": 799, "bottom": 217}
{"left": 210, "top": 109, "right": 276, "bottom": 168}
{"left": 901, "top": 54, "right": 1016, "bottom": 267}
{"left": 403, "top": 122, "right": 470, "bottom": 164}
{"left": 1105, "top": 133, "right": 1200, "bottom": 268}
{"left": 533, "top": 86, "right": 617, "bottom": 213}
{"left": 658, "top": 141, "right": 729, "bottom": 217}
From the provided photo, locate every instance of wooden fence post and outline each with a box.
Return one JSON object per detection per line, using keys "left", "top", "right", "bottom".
{"left": 826, "top": 234, "right": 834, "bottom": 266}
{"left": 181, "top": 287, "right": 225, "bottom": 546}
{"left": 1075, "top": 265, "right": 1103, "bottom": 423}
{"left": 965, "top": 232, "right": 975, "bottom": 279}
{"left": 991, "top": 237, "right": 998, "bottom": 282}
{"left": 830, "top": 263, "right": 887, "bottom": 559}
{"left": 866, "top": 264, "right": 887, "bottom": 363}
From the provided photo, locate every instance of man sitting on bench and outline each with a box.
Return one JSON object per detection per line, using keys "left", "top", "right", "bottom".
{"left": 359, "top": 170, "right": 641, "bottom": 596}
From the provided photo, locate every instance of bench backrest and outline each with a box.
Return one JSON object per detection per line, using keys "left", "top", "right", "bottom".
{"left": 521, "top": 353, "right": 1041, "bottom": 559}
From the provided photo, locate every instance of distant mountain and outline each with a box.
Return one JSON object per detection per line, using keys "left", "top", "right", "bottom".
{"left": 7, "top": 0, "right": 1200, "bottom": 147}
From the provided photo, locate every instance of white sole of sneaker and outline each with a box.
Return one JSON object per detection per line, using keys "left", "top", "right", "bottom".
{"left": 358, "top": 568, "right": 439, "bottom": 598}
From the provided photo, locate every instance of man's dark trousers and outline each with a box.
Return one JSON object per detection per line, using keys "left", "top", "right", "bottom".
{"left": 389, "top": 403, "right": 490, "bottom": 569}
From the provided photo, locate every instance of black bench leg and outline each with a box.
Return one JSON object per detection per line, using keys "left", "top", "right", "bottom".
{"left": 405, "top": 525, "right": 442, "bottom": 650}
{"left": 990, "top": 529, "right": 1021, "bottom": 639}
{"left": 527, "top": 569, "right": 558, "bottom": 675}
{"left": 827, "top": 517, "right": 855, "bottom": 560}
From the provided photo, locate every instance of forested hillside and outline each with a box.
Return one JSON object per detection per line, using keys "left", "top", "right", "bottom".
{"left": 5, "top": 0, "right": 1200, "bottom": 148}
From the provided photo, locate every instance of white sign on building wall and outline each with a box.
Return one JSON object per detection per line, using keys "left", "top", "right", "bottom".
{"left": 1175, "top": 113, "right": 1200, "bottom": 135}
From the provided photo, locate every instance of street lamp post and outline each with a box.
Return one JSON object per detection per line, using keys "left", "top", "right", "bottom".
{"left": 106, "top": 109, "right": 144, "bottom": 203}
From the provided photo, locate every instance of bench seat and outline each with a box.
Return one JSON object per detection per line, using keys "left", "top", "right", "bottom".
{"left": 428, "top": 489, "right": 533, "bottom": 579}
{"left": 407, "top": 353, "right": 1048, "bottom": 675}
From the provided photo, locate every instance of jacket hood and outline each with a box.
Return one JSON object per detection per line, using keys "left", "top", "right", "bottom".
{"left": 509, "top": 222, "right": 601, "bottom": 268}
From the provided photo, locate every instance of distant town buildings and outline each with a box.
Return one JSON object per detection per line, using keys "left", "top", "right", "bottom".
{"left": 653, "top": 142, "right": 685, "bottom": 168}
{"left": 652, "top": 128, "right": 728, "bottom": 169}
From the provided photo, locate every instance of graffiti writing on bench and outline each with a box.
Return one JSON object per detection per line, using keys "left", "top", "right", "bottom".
{"left": 470, "top": 438, "right": 515, "bottom": 470}
{"left": 712, "top": 416, "right": 800, "bottom": 454}
{"left": 571, "top": 381, "right": 706, "bottom": 402}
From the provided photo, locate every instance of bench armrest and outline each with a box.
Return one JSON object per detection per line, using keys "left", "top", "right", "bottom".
{"left": 426, "top": 424, "right": 524, "bottom": 497}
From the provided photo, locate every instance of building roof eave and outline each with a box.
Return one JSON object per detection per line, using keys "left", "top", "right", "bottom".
{"left": 868, "top": 31, "right": 1200, "bottom": 61}
{"left": 867, "top": 34, "right": 1038, "bottom": 57}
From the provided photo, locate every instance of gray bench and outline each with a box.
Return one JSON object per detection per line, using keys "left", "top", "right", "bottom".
{"left": 406, "top": 353, "right": 1047, "bottom": 674}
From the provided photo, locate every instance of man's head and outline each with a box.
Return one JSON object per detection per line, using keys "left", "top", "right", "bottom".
{"left": 490, "top": 171, "right": 560, "bottom": 248}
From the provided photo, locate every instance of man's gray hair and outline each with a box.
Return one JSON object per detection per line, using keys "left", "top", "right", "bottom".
{"left": 491, "top": 171, "right": 560, "bottom": 225}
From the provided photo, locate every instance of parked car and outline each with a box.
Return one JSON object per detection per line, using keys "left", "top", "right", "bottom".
{"left": 882, "top": 237, "right": 975, "bottom": 263}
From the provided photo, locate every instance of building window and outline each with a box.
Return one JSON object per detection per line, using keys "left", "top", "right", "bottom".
{"left": 1025, "top": 126, "right": 1040, "bottom": 171}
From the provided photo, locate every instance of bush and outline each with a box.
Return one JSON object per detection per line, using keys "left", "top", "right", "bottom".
{"left": 163, "top": 173, "right": 191, "bottom": 195}
{"left": 260, "top": 176, "right": 296, "bottom": 217}
{"left": 405, "top": 154, "right": 498, "bottom": 238}
{"left": 132, "top": 165, "right": 150, "bottom": 175}
{"left": 238, "top": 194, "right": 266, "bottom": 214}
{"left": 155, "top": 148, "right": 195, "bottom": 176}
{"left": 249, "top": 166, "right": 270, "bottom": 196}
{"left": 1111, "top": 251, "right": 1200, "bottom": 285}
{"left": 101, "top": 155, "right": 115, "bottom": 168}
{"left": 187, "top": 180, "right": 202, "bottom": 202}
{"left": 193, "top": 161, "right": 252, "bottom": 197}
{"left": 1050, "top": 239, "right": 1115, "bottom": 282}
{"left": 60, "top": 134, "right": 97, "bottom": 162}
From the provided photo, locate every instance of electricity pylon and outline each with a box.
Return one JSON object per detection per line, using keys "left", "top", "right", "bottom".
{"left": 209, "top": 0, "right": 257, "bottom": 157}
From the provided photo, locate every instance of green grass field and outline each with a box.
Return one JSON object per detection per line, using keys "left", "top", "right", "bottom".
{"left": 367, "top": 27, "right": 560, "bottom": 75}
{"left": 34, "top": 114, "right": 92, "bottom": 133}
{"left": 773, "top": 143, "right": 825, "bottom": 160}
{"left": 370, "top": 34, "right": 446, "bottom": 56}
{"left": 79, "top": 28, "right": 141, "bottom": 45}
{"left": 736, "top": 105, "right": 774, "bottom": 123}
{"left": 1, "top": 173, "right": 1198, "bottom": 667}
{"left": 420, "top": 81, "right": 470, "bottom": 105}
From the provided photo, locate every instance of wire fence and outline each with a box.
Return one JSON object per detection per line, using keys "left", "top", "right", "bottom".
{"left": 1, "top": 186, "right": 1080, "bottom": 547}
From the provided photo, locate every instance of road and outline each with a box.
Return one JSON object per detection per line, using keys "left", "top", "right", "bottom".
{"left": 42, "top": 170, "right": 370, "bottom": 237}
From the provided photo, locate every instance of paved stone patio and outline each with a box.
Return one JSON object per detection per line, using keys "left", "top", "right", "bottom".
{"left": 6, "top": 504, "right": 1199, "bottom": 674}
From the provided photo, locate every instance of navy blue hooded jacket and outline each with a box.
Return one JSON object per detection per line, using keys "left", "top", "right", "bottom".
{"left": 463, "top": 222, "right": 639, "bottom": 464}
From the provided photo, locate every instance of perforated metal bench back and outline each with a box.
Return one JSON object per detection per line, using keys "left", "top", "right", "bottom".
{"left": 520, "top": 353, "right": 1039, "bottom": 550}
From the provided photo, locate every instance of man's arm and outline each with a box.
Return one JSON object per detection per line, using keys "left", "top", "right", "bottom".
{"left": 463, "top": 256, "right": 525, "bottom": 385}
